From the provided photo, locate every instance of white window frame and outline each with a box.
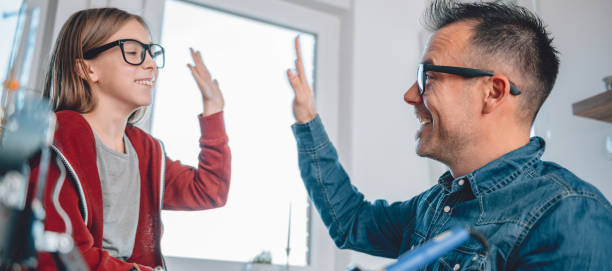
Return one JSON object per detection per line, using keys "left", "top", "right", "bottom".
{"left": 143, "top": 0, "right": 341, "bottom": 270}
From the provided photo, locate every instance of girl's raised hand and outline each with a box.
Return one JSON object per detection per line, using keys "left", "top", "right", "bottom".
{"left": 187, "top": 48, "right": 224, "bottom": 116}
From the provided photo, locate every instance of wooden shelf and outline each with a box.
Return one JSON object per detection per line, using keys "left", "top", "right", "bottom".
{"left": 572, "top": 90, "right": 612, "bottom": 123}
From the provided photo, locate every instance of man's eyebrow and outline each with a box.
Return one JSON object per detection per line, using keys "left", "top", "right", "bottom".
{"left": 422, "top": 59, "right": 434, "bottom": 65}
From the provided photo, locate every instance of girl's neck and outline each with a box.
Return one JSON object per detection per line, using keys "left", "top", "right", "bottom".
{"left": 81, "top": 106, "right": 131, "bottom": 154}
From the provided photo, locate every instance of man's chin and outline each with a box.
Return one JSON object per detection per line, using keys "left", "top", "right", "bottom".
{"left": 415, "top": 139, "right": 429, "bottom": 157}
{"left": 415, "top": 138, "right": 438, "bottom": 159}
{"left": 416, "top": 147, "right": 431, "bottom": 158}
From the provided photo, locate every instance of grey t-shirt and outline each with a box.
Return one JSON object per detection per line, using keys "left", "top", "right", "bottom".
{"left": 93, "top": 133, "right": 141, "bottom": 260}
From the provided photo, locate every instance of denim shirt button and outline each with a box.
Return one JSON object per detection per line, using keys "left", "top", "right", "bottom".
{"left": 458, "top": 179, "right": 465, "bottom": 186}
{"left": 453, "top": 263, "right": 460, "bottom": 270}
{"left": 443, "top": 205, "right": 451, "bottom": 213}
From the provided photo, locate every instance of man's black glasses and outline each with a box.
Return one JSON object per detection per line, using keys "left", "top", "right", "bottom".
{"left": 84, "top": 39, "right": 165, "bottom": 68}
{"left": 417, "top": 63, "right": 522, "bottom": 96}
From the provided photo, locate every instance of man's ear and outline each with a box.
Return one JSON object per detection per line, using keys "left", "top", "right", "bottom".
{"left": 482, "top": 74, "right": 510, "bottom": 114}
{"left": 75, "top": 59, "right": 99, "bottom": 82}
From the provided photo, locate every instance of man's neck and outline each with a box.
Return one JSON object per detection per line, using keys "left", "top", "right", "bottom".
{"left": 448, "top": 129, "right": 530, "bottom": 178}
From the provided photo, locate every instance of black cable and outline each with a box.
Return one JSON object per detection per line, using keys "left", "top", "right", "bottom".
{"left": 468, "top": 227, "right": 490, "bottom": 252}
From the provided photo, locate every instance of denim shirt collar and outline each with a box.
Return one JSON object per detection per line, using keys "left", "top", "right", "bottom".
{"left": 438, "top": 137, "right": 546, "bottom": 196}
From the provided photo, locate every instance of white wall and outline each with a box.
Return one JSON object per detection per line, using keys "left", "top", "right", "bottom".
{"left": 339, "top": 0, "right": 433, "bottom": 269}
{"left": 530, "top": 0, "right": 612, "bottom": 200}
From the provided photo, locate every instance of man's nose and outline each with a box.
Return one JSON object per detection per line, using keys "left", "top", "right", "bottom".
{"left": 404, "top": 82, "right": 422, "bottom": 106}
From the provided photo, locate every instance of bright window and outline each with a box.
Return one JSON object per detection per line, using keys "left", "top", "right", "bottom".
{"left": 152, "top": 0, "right": 315, "bottom": 266}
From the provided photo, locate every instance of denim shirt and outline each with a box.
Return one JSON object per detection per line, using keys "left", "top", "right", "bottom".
{"left": 292, "top": 115, "right": 612, "bottom": 270}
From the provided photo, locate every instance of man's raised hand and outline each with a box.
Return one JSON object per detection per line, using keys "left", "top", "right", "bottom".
{"left": 287, "top": 36, "right": 316, "bottom": 124}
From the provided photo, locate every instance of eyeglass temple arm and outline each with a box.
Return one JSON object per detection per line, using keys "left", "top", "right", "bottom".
{"left": 430, "top": 65, "right": 494, "bottom": 78}
{"left": 508, "top": 84, "right": 522, "bottom": 95}
{"left": 83, "top": 41, "right": 121, "bottom": 59}
{"left": 428, "top": 65, "right": 522, "bottom": 95}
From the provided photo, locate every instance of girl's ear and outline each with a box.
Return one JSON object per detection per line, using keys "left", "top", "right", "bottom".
{"left": 75, "top": 59, "right": 99, "bottom": 82}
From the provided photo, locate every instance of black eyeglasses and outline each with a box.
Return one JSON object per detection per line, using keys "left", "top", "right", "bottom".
{"left": 83, "top": 39, "right": 165, "bottom": 68}
{"left": 417, "top": 63, "right": 522, "bottom": 96}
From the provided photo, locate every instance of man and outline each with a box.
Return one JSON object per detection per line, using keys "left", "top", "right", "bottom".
{"left": 286, "top": 0, "right": 612, "bottom": 270}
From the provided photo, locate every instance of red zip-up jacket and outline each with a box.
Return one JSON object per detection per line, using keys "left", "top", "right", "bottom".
{"left": 32, "top": 110, "right": 231, "bottom": 270}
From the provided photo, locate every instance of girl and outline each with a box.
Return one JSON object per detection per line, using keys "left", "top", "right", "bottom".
{"left": 35, "top": 7, "right": 230, "bottom": 270}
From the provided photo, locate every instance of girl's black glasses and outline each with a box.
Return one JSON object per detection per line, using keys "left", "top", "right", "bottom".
{"left": 84, "top": 39, "right": 165, "bottom": 68}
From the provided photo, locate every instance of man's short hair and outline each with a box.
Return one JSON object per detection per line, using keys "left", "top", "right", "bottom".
{"left": 423, "top": 0, "right": 560, "bottom": 124}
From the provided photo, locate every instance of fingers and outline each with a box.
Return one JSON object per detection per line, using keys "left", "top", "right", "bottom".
{"left": 286, "top": 69, "right": 294, "bottom": 82}
{"left": 288, "top": 37, "right": 316, "bottom": 123}
{"left": 294, "top": 36, "right": 302, "bottom": 59}
{"left": 294, "top": 36, "right": 307, "bottom": 82}
{"left": 187, "top": 63, "right": 201, "bottom": 82}
{"left": 286, "top": 68, "right": 301, "bottom": 90}
{"left": 213, "top": 79, "right": 220, "bottom": 91}
{"left": 189, "top": 48, "right": 211, "bottom": 80}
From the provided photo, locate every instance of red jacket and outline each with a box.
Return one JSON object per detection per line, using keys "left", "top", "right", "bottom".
{"left": 33, "top": 110, "right": 231, "bottom": 270}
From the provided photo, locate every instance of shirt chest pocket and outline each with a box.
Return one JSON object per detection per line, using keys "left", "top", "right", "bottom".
{"left": 406, "top": 231, "right": 486, "bottom": 271}
{"left": 436, "top": 248, "right": 486, "bottom": 271}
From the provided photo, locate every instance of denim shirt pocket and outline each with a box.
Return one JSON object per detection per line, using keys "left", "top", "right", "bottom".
{"left": 436, "top": 246, "right": 486, "bottom": 271}
{"left": 404, "top": 232, "right": 485, "bottom": 271}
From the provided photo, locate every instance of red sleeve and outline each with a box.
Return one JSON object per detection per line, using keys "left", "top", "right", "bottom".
{"left": 33, "top": 157, "right": 153, "bottom": 271}
{"left": 162, "top": 111, "right": 231, "bottom": 210}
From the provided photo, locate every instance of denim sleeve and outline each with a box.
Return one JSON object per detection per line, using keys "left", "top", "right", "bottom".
{"left": 510, "top": 195, "right": 612, "bottom": 270}
{"left": 291, "top": 115, "right": 415, "bottom": 258}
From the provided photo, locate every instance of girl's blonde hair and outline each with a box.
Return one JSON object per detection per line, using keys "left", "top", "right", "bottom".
{"left": 43, "top": 8, "right": 150, "bottom": 123}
